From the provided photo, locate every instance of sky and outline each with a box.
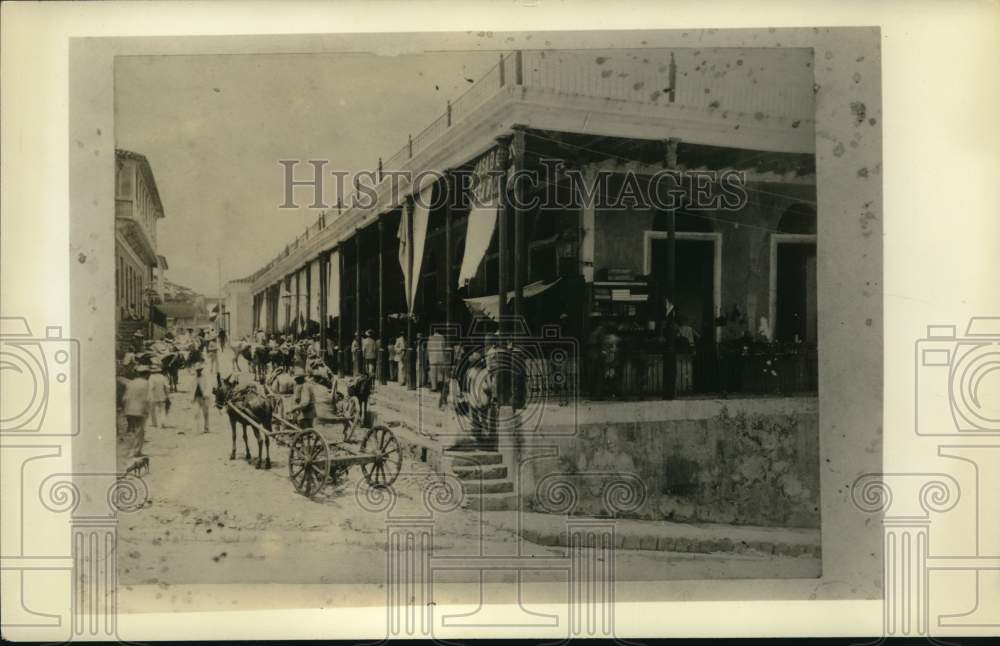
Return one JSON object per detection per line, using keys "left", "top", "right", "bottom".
{"left": 115, "top": 51, "right": 499, "bottom": 296}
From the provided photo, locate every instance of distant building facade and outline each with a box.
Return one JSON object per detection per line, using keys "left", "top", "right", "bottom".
{"left": 221, "top": 278, "right": 254, "bottom": 342}
{"left": 115, "top": 149, "right": 167, "bottom": 349}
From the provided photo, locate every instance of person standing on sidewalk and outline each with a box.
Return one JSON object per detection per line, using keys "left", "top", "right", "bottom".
{"left": 147, "top": 365, "right": 170, "bottom": 428}
{"left": 427, "top": 330, "right": 449, "bottom": 403}
{"left": 394, "top": 333, "right": 407, "bottom": 385}
{"left": 464, "top": 352, "right": 495, "bottom": 451}
{"left": 123, "top": 365, "right": 151, "bottom": 457}
{"left": 206, "top": 332, "right": 220, "bottom": 375}
{"left": 387, "top": 332, "right": 398, "bottom": 382}
{"left": 362, "top": 329, "right": 377, "bottom": 377}
{"left": 192, "top": 365, "right": 211, "bottom": 433}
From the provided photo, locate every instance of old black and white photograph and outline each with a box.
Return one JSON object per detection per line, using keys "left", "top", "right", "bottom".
{"left": 111, "top": 42, "right": 825, "bottom": 587}
{"left": 39, "top": 3, "right": 1000, "bottom": 638}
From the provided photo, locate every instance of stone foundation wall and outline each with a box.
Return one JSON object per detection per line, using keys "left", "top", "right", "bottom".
{"left": 518, "top": 398, "right": 819, "bottom": 528}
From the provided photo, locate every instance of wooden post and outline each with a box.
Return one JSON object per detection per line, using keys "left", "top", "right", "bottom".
{"left": 404, "top": 196, "right": 417, "bottom": 391}
{"left": 378, "top": 218, "right": 387, "bottom": 385}
{"left": 511, "top": 126, "right": 527, "bottom": 410}
{"left": 444, "top": 171, "right": 454, "bottom": 343}
{"left": 295, "top": 271, "right": 302, "bottom": 336}
{"left": 446, "top": 100, "right": 452, "bottom": 127}
{"left": 495, "top": 134, "right": 513, "bottom": 407}
{"left": 319, "top": 253, "right": 327, "bottom": 348}
{"left": 662, "top": 137, "right": 680, "bottom": 400}
{"left": 338, "top": 247, "right": 347, "bottom": 377}
{"left": 668, "top": 52, "right": 677, "bottom": 103}
{"left": 499, "top": 53, "right": 506, "bottom": 87}
{"left": 515, "top": 50, "right": 523, "bottom": 85}
{"left": 354, "top": 231, "right": 362, "bottom": 376}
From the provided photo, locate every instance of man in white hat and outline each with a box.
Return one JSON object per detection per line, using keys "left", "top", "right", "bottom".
{"left": 123, "top": 365, "right": 151, "bottom": 457}
{"left": 147, "top": 364, "right": 170, "bottom": 428}
{"left": 206, "top": 330, "right": 220, "bottom": 376}
{"left": 191, "top": 364, "right": 211, "bottom": 433}
{"left": 362, "top": 329, "right": 378, "bottom": 377}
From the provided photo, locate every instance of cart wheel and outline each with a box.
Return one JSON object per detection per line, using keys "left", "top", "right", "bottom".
{"left": 288, "top": 429, "right": 330, "bottom": 497}
{"left": 360, "top": 425, "right": 402, "bottom": 489}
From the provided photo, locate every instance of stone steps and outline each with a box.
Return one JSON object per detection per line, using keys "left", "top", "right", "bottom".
{"left": 441, "top": 450, "right": 504, "bottom": 466}
{"left": 460, "top": 479, "right": 515, "bottom": 494}
{"left": 452, "top": 463, "right": 508, "bottom": 481}
{"left": 462, "top": 491, "right": 519, "bottom": 511}
{"left": 445, "top": 450, "right": 517, "bottom": 511}
{"left": 368, "top": 385, "right": 519, "bottom": 511}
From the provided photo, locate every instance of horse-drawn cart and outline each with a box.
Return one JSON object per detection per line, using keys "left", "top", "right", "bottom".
{"left": 286, "top": 423, "right": 402, "bottom": 496}
{"left": 226, "top": 402, "right": 402, "bottom": 498}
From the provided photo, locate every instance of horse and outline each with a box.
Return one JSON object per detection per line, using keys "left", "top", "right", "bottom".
{"left": 346, "top": 373, "right": 374, "bottom": 426}
{"left": 187, "top": 347, "right": 204, "bottom": 371}
{"left": 231, "top": 340, "right": 252, "bottom": 372}
{"left": 251, "top": 344, "right": 270, "bottom": 383}
{"left": 161, "top": 352, "right": 182, "bottom": 392}
{"left": 213, "top": 373, "right": 273, "bottom": 469}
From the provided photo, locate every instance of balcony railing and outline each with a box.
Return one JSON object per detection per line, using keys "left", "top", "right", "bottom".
{"left": 254, "top": 48, "right": 812, "bottom": 286}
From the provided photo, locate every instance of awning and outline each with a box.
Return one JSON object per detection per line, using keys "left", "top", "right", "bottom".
{"left": 458, "top": 204, "right": 498, "bottom": 288}
{"left": 462, "top": 278, "right": 562, "bottom": 320}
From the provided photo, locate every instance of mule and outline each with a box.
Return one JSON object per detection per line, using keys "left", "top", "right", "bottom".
{"left": 213, "top": 373, "right": 273, "bottom": 469}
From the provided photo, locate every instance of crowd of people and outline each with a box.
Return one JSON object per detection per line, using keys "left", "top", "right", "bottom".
{"left": 117, "top": 320, "right": 540, "bottom": 463}
{"left": 117, "top": 326, "right": 223, "bottom": 459}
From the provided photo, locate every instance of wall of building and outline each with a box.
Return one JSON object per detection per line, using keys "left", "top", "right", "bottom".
{"left": 115, "top": 234, "right": 152, "bottom": 322}
{"left": 521, "top": 397, "right": 820, "bottom": 528}
{"left": 224, "top": 285, "right": 254, "bottom": 341}
{"left": 115, "top": 158, "right": 160, "bottom": 248}
{"left": 592, "top": 178, "right": 816, "bottom": 330}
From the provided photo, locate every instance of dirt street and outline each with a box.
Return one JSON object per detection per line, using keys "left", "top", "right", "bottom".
{"left": 117, "top": 349, "right": 819, "bottom": 587}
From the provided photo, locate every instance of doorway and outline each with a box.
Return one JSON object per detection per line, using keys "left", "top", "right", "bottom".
{"left": 645, "top": 231, "right": 722, "bottom": 393}
{"left": 770, "top": 236, "right": 818, "bottom": 344}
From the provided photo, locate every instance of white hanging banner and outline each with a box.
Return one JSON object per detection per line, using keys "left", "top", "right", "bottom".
{"left": 406, "top": 181, "right": 434, "bottom": 314}
{"left": 309, "top": 259, "right": 322, "bottom": 324}
{"left": 296, "top": 270, "right": 307, "bottom": 330}
{"left": 328, "top": 250, "right": 340, "bottom": 319}
{"left": 459, "top": 203, "right": 498, "bottom": 287}
{"left": 397, "top": 209, "right": 410, "bottom": 313}
{"left": 277, "top": 282, "right": 287, "bottom": 329}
